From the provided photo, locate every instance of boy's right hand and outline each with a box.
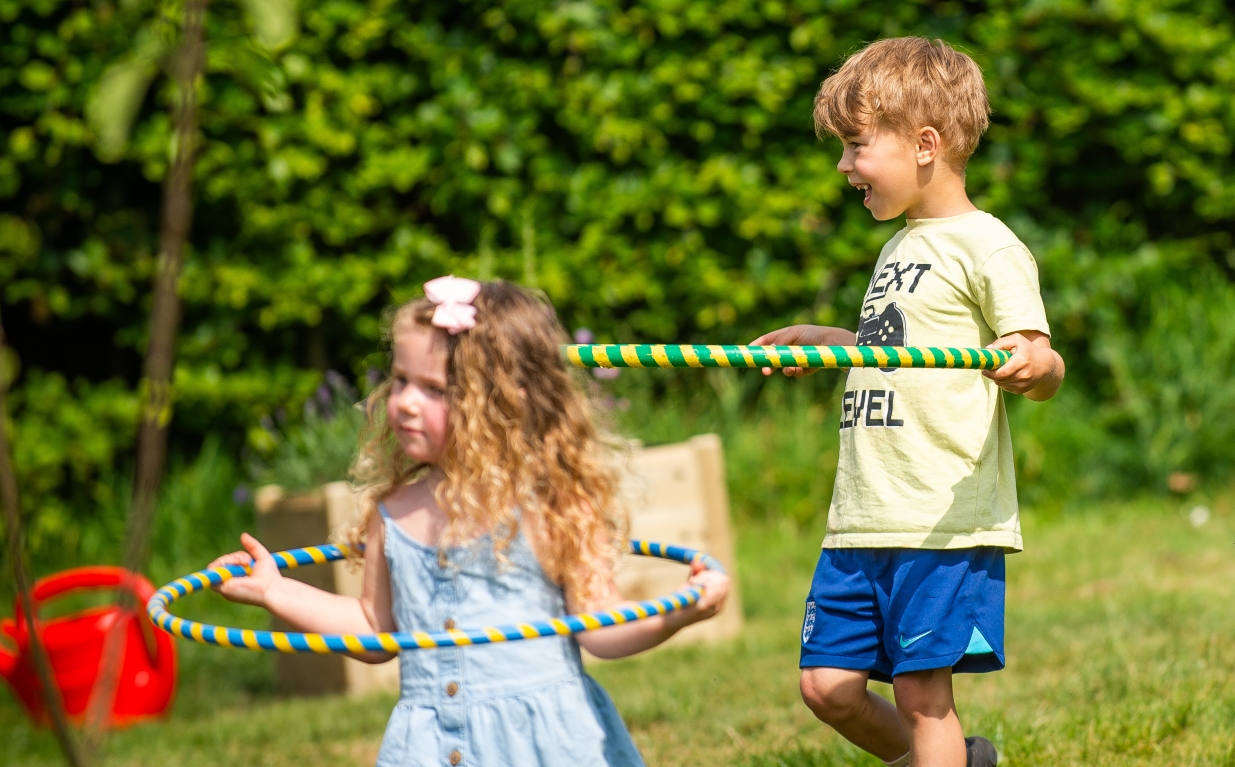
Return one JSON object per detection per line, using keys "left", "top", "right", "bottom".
{"left": 208, "top": 532, "right": 283, "bottom": 608}
{"left": 749, "top": 325, "right": 859, "bottom": 377}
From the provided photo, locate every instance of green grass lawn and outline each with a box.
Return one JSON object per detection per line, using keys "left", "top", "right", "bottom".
{"left": 4, "top": 496, "right": 1235, "bottom": 766}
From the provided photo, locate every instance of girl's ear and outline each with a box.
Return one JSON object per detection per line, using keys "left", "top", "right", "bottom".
{"left": 916, "top": 126, "right": 943, "bottom": 166}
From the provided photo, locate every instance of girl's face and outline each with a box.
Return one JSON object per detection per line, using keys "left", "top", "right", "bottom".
{"left": 387, "top": 326, "right": 450, "bottom": 464}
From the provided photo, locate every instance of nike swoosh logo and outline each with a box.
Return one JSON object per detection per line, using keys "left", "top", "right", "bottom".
{"left": 899, "top": 631, "right": 933, "bottom": 648}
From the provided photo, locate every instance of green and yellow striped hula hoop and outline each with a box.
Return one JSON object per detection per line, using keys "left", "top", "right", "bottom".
{"left": 564, "top": 344, "right": 1010, "bottom": 370}
{"left": 147, "top": 541, "right": 723, "bottom": 654}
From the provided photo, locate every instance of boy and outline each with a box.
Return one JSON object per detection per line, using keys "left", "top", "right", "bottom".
{"left": 753, "top": 38, "right": 1064, "bottom": 767}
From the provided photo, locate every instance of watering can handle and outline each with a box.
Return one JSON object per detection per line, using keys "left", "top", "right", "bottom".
{"left": 17, "top": 566, "right": 164, "bottom": 666}
{"left": 29, "top": 566, "right": 156, "bottom": 606}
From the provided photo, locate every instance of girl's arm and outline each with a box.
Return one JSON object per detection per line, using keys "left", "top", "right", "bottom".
{"left": 565, "top": 547, "right": 732, "bottom": 660}
{"left": 209, "top": 512, "right": 397, "bottom": 664}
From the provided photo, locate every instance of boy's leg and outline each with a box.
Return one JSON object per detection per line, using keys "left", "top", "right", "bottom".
{"left": 800, "top": 548, "right": 907, "bottom": 759}
{"left": 892, "top": 667, "right": 964, "bottom": 767}
{"left": 799, "top": 667, "right": 909, "bottom": 761}
{"left": 878, "top": 547, "right": 1007, "bottom": 767}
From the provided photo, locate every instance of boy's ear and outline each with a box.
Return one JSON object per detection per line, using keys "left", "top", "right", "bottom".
{"left": 916, "top": 127, "right": 943, "bottom": 166}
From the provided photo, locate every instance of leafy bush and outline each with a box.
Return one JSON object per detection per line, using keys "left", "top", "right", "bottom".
{"left": 3, "top": 0, "right": 1235, "bottom": 552}
{"left": 1, "top": 434, "right": 250, "bottom": 603}
{"left": 248, "top": 371, "right": 367, "bottom": 492}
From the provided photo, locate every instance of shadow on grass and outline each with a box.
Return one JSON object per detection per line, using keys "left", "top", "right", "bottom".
{"left": 741, "top": 744, "right": 884, "bottom": 767}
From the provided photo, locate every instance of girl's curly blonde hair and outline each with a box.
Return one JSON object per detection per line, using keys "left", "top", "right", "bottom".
{"left": 342, "top": 280, "right": 628, "bottom": 598}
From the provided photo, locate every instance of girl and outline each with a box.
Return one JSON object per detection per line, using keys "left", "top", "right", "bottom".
{"left": 210, "top": 277, "right": 731, "bottom": 767}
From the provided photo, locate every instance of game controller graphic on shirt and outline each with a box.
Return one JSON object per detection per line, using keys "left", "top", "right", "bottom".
{"left": 856, "top": 302, "right": 906, "bottom": 372}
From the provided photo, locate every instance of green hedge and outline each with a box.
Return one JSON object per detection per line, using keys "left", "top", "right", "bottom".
{"left": 4, "top": 0, "right": 1235, "bottom": 554}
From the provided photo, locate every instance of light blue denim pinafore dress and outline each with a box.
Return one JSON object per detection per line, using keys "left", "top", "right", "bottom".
{"left": 375, "top": 504, "right": 645, "bottom": 767}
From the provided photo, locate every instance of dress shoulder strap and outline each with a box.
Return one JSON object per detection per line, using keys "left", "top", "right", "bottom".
{"left": 377, "top": 502, "right": 393, "bottom": 520}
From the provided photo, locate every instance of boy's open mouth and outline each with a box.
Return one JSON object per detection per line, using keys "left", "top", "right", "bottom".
{"left": 855, "top": 183, "right": 872, "bottom": 206}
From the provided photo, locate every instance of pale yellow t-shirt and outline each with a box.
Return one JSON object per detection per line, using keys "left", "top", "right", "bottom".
{"left": 824, "top": 210, "right": 1050, "bottom": 552}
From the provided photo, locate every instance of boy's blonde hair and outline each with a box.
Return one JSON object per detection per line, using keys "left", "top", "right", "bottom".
{"left": 814, "top": 37, "right": 990, "bottom": 167}
{"left": 343, "top": 281, "right": 627, "bottom": 599}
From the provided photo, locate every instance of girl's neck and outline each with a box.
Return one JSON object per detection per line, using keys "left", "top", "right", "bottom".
{"left": 384, "top": 467, "right": 449, "bottom": 546}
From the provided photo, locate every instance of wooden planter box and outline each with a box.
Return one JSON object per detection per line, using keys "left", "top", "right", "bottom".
{"left": 254, "top": 433, "right": 741, "bottom": 694}
{"left": 254, "top": 482, "right": 399, "bottom": 698}
{"left": 610, "top": 433, "right": 743, "bottom": 651}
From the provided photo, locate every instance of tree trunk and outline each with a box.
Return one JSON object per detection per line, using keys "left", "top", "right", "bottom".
{"left": 0, "top": 314, "right": 87, "bottom": 767}
{"left": 123, "top": 0, "right": 208, "bottom": 577}
{"left": 83, "top": 0, "right": 210, "bottom": 743}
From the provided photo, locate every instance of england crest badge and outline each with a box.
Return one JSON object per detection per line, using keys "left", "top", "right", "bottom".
{"left": 802, "top": 600, "right": 816, "bottom": 645}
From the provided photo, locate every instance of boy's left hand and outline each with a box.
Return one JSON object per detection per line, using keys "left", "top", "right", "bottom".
{"left": 984, "top": 330, "right": 1064, "bottom": 401}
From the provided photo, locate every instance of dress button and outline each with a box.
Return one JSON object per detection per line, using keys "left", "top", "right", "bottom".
{"left": 446, "top": 682, "right": 459, "bottom": 697}
{"left": 443, "top": 618, "right": 456, "bottom": 630}
{"left": 449, "top": 750, "right": 462, "bottom": 765}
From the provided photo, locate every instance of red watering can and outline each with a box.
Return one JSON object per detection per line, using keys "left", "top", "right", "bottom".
{"left": 0, "top": 566, "right": 177, "bottom": 727}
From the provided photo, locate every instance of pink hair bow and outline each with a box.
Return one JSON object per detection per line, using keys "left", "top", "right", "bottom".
{"left": 424, "top": 275, "right": 482, "bottom": 335}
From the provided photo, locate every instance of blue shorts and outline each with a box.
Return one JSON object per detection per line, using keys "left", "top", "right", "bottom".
{"left": 799, "top": 547, "right": 1005, "bottom": 683}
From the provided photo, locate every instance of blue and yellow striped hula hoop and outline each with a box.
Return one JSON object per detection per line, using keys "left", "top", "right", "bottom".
{"left": 564, "top": 344, "right": 1011, "bottom": 370}
{"left": 147, "top": 541, "right": 723, "bottom": 654}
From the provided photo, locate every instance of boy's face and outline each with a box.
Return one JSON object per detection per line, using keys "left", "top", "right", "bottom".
{"left": 836, "top": 122, "right": 923, "bottom": 221}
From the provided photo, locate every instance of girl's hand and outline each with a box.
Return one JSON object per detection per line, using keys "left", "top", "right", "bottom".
{"left": 665, "top": 559, "right": 731, "bottom": 630}
{"left": 208, "top": 533, "right": 283, "bottom": 608}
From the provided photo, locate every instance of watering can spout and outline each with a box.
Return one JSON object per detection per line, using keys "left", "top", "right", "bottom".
{"left": 0, "top": 624, "right": 17, "bottom": 682}
{"left": 0, "top": 648, "right": 15, "bottom": 681}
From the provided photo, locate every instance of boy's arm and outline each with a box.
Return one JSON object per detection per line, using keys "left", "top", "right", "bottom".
{"left": 750, "top": 325, "right": 858, "bottom": 377}
{"left": 985, "top": 330, "right": 1064, "bottom": 401}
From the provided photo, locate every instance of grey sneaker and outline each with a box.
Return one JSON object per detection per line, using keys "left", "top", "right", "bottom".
{"left": 965, "top": 736, "right": 998, "bottom": 767}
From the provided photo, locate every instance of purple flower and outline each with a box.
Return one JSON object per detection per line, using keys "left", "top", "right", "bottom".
{"left": 366, "top": 367, "right": 382, "bottom": 388}
{"left": 326, "top": 370, "right": 358, "bottom": 400}
{"left": 232, "top": 485, "right": 251, "bottom": 505}
{"left": 592, "top": 367, "right": 621, "bottom": 380}
{"left": 573, "top": 327, "right": 595, "bottom": 345}
{"left": 325, "top": 369, "right": 347, "bottom": 391}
